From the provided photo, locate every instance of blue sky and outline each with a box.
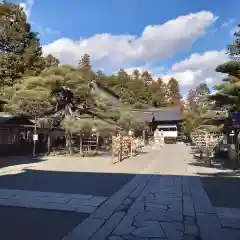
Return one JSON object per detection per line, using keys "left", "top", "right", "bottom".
{"left": 15, "top": 0, "right": 240, "bottom": 93}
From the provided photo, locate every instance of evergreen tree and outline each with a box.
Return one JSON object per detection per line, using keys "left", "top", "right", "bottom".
{"left": 212, "top": 24, "right": 240, "bottom": 112}
{"left": 3, "top": 65, "right": 91, "bottom": 117}
{"left": 186, "top": 89, "right": 198, "bottom": 112}
{"left": 132, "top": 69, "right": 140, "bottom": 80}
{"left": 167, "top": 78, "right": 182, "bottom": 106}
{"left": 228, "top": 24, "right": 240, "bottom": 60}
{"left": 78, "top": 53, "right": 92, "bottom": 69}
{"left": 142, "top": 71, "right": 152, "bottom": 85}
{"left": 96, "top": 69, "right": 104, "bottom": 76}
{"left": 150, "top": 78, "right": 167, "bottom": 107}
{"left": 196, "top": 83, "right": 210, "bottom": 96}
{"left": 195, "top": 83, "right": 210, "bottom": 110}
{"left": 44, "top": 54, "right": 60, "bottom": 68}
{"left": 0, "top": 1, "right": 11, "bottom": 18}
{"left": 0, "top": 2, "right": 44, "bottom": 86}
{"left": 78, "top": 53, "right": 93, "bottom": 82}
{"left": 210, "top": 61, "right": 240, "bottom": 112}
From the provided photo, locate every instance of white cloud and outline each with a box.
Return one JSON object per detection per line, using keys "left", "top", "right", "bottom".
{"left": 20, "top": 0, "right": 35, "bottom": 19}
{"left": 162, "top": 50, "right": 229, "bottom": 87}
{"left": 43, "top": 11, "right": 217, "bottom": 71}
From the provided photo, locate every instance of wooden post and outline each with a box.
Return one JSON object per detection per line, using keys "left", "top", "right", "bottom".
{"left": 79, "top": 135, "right": 83, "bottom": 154}
{"left": 130, "top": 137, "right": 133, "bottom": 157}
{"left": 96, "top": 132, "right": 99, "bottom": 152}
{"left": 119, "top": 134, "right": 123, "bottom": 162}
{"left": 47, "top": 132, "right": 51, "bottom": 155}
{"left": 33, "top": 112, "right": 37, "bottom": 156}
{"left": 142, "top": 130, "right": 146, "bottom": 146}
{"left": 234, "top": 130, "right": 239, "bottom": 170}
{"left": 87, "top": 136, "right": 91, "bottom": 152}
{"left": 206, "top": 134, "right": 211, "bottom": 166}
{"left": 200, "top": 149, "right": 203, "bottom": 159}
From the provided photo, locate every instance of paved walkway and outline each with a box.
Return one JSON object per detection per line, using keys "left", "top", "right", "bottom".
{"left": 63, "top": 144, "right": 240, "bottom": 240}
{"left": 0, "top": 144, "right": 240, "bottom": 239}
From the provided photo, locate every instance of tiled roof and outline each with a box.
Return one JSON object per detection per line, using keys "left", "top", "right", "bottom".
{"left": 0, "top": 116, "right": 34, "bottom": 126}
{"left": 0, "top": 100, "right": 7, "bottom": 104}
{"left": 132, "top": 108, "right": 181, "bottom": 122}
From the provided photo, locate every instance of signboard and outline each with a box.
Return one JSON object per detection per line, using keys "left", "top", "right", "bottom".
{"left": 229, "top": 130, "right": 235, "bottom": 136}
{"left": 33, "top": 134, "right": 38, "bottom": 141}
{"left": 232, "top": 112, "right": 240, "bottom": 128}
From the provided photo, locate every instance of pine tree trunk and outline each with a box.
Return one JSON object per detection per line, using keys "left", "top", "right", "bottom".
{"left": 79, "top": 135, "right": 83, "bottom": 154}
{"left": 66, "top": 132, "right": 73, "bottom": 155}
{"left": 47, "top": 131, "right": 51, "bottom": 155}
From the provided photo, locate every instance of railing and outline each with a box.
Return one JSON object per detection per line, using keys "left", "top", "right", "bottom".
{"left": 191, "top": 130, "right": 222, "bottom": 165}
{"left": 112, "top": 135, "right": 144, "bottom": 163}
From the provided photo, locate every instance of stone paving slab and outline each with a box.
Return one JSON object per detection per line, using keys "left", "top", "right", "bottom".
{"left": 0, "top": 189, "right": 107, "bottom": 214}
{"left": 64, "top": 174, "right": 200, "bottom": 240}
{"left": 61, "top": 144, "right": 240, "bottom": 240}
{"left": 2, "top": 144, "right": 240, "bottom": 240}
{"left": 63, "top": 172, "right": 240, "bottom": 239}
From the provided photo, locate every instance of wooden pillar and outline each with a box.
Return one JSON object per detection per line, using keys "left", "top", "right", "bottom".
{"left": 79, "top": 135, "right": 83, "bottom": 154}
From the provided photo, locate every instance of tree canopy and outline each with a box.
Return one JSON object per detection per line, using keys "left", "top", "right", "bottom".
{"left": 228, "top": 24, "right": 240, "bottom": 60}
{"left": 0, "top": 1, "right": 184, "bottom": 135}
{"left": 210, "top": 61, "right": 240, "bottom": 112}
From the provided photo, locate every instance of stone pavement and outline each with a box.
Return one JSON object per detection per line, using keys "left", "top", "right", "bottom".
{"left": 1, "top": 144, "right": 240, "bottom": 239}
{"left": 63, "top": 175, "right": 240, "bottom": 240}
{"left": 63, "top": 144, "right": 240, "bottom": 240}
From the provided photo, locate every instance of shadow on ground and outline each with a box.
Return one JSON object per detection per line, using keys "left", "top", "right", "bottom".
{"left": 187, "top": 146, "right": 240, "bottom": 208}
{"left": 0, "top": 166, "right": 240, "bottom": 208}
{"left": 1, "top": 154, "right": 240, "bottom": 239}
{"left": 0, "top": 168, "right": 135, "bottom": 197}
{"left": 0, "top": 156, "right": 46, "bottom": 169}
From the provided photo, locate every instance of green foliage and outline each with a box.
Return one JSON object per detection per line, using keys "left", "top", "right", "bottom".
{"left": 186, "top": 89, "right": 198, "bottom": 112}
{"left": 182, "top": 110, "right": 205, "bottom": 137}
{"left": 167, "top": 78, "right": 182, "bottom": 106}
{"left": 61, "top": 117, "right": 94, "bottom": 134}
{"left": 183, "top": 83, "right": 212, "bottom": 135}
{"left": 0, "top": 2, "right": 44, "bottom": 86}
{"left": 228, "top": 25, "right": 240, "bottom": 60}
{"left": 196, "top": 83, "right": 210, "bottom": 96}
{"left": 95, "top": 69, "right": 171, "bottom": 107}
{"left": 0, "top": 1, "right": 184, "bottom": 136}
{"left": 2, "top": 65, "right": 90, "bottom": 117}
{"left": 210, "top": 61, "right": 240, "bottom": 112}
{"left": 117, "top": 107, "right": 147, "bottom": 131}
{"left": 44, "top": 54, "right": 60, "bottom": 68}
{"left": 61, "top": 116, "right": 117, "bottom": 136}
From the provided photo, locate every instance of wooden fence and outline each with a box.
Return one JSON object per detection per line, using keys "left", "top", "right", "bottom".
{"left": 112, "top": 135, "right": 144, "bottom": 163}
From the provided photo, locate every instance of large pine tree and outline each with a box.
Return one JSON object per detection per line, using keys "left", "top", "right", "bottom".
{"left": 195, "top": 83, "right": 211, "bottom": 110}
{"left": 210, "top": 26, "right": 240, "bottom": 112}
{"left": 44, "top": 54, "right": 60, "bottom": 68}
{"left": 78, "top": 53, "right": 93, "bottom": 82}
{"left": 228, "top": 24, "right": 240, "bottom": 60}
{"left": 0, "top": 2, "right": 44, "bottom": 86}
{"left": 186, "top": 89, "right": 198, "bottom": 112}
{"left": 150, "top": 78, "right": 167, "bottom": 107}
{"left": 167, "top": 78, "right": 182, "bottom": 106}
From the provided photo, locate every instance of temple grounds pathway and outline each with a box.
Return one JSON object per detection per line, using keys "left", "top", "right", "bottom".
{"left": 0, "top": 144, "right": 240, "bottom": 239}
